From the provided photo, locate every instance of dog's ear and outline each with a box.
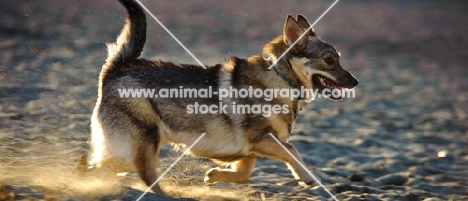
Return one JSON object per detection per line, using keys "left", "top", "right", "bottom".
{"left": 283, "top": 15, "right": 308, "bottom": 50}
{"left": 296, "top": 14, "right": 317, "bottom": 37}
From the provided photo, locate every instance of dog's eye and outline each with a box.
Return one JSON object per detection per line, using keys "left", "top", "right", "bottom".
{"left": 324, "top": 57, "right": 335, "bottom": 65}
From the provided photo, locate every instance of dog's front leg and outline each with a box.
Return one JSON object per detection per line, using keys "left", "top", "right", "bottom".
{"left": 253, "top": 136, "right": 315, "bottom": 185}
{"left": 204, "top": 157, "right": 257, "bottom": 184}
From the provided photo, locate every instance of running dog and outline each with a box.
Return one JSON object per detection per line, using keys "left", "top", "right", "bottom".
{"left": 78, "top": 0, "right": 358, "bottom": 194}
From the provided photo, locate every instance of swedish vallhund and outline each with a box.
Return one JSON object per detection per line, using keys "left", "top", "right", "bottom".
{"left": 78, "top": 0, "right": 358, "bottom": 194}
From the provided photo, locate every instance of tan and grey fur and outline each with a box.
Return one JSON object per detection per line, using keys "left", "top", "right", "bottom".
{"left": 79, "top": 0, "right": 359, "bottom": 194}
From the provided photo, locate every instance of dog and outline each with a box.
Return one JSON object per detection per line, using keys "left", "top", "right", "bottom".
{"left": 78, "top": 0, "right": 358, "bottom": 194}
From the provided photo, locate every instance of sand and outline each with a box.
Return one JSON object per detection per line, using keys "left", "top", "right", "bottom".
{"left": 1, "top": 0, "right": 467, "bottom": 200}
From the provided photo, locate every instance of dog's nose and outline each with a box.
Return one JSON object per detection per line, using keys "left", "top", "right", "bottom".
{"left": 343, "top": 72, "right": 359, "bottom": 88}
{"left": 350, "top": 76, "right": 359, "bottom": 87}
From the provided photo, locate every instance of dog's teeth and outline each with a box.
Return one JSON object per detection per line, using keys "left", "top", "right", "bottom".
{"left": 319, "top": 77, "right": 325, "bottom": 84}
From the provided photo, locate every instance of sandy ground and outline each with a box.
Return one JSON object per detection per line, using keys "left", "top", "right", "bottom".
{"left": 1, "top": 0, "right": 468, "bottom": 200}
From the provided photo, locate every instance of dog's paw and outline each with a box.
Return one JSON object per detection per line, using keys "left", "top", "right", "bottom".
{"left": 204, "top": 167, "right": 250, "bottom": 184}
{"left": 303, "top": 177, "right": 321, "bottom": 187}
{"left": 204, "top": 167, "right": 223, "bottom": 183}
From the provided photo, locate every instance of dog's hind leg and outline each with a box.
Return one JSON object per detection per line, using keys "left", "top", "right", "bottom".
{"left": 75, "top": 154, "right": 88, "bottom": 176}
{"left": 252, "top": 137, "right": 314, "bottom": 185}
{"left": 134, "top": 140, "right": 164, "bottom": 194}
{"left": 204, "top": 157, "right": 257, "bottom": 184}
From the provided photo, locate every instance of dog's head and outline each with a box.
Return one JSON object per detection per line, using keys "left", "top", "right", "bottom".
{"left": 267, "top": 15, "right": 358, "bottom": 101}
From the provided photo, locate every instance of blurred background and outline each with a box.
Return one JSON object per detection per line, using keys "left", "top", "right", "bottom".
{"left": 0, "top": 0, "right": 467, "bottom": 200}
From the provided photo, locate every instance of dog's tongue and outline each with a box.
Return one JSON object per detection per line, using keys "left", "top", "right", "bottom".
{"left": 324, "top": 79, "right": 343, "bottom": 93}
{"left": 324, "top": 79, "right": 339, "bottom": 89}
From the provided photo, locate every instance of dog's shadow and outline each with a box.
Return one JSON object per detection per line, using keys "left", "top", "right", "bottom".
{"left": 119, "top": 187, "right": 197, "bottom": 201}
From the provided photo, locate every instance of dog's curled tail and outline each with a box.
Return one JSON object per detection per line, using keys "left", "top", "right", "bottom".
{"left": 107, "top": 0, "right": 146, "bottom": 62}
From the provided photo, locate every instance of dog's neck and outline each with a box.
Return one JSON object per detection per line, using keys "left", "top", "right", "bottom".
{"left": 267, "top": 57, "right": 298, "bottom": 90}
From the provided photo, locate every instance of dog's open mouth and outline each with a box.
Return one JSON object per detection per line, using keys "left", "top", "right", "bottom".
{"left": 312, "top": 75, "right": 343, "bottom": 100}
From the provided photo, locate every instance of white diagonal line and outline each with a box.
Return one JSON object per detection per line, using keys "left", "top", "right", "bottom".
{"left": 268, "top": 133, "right": 338, "bottom": 201}
{"left": 268, "top": 0, "right": 340, "bottom": 69}
{"left": 136, "top": 133, "right": 206, "bottom": 201}
{"left": 135, "top": 0, "right": 207, "bottom": 69}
